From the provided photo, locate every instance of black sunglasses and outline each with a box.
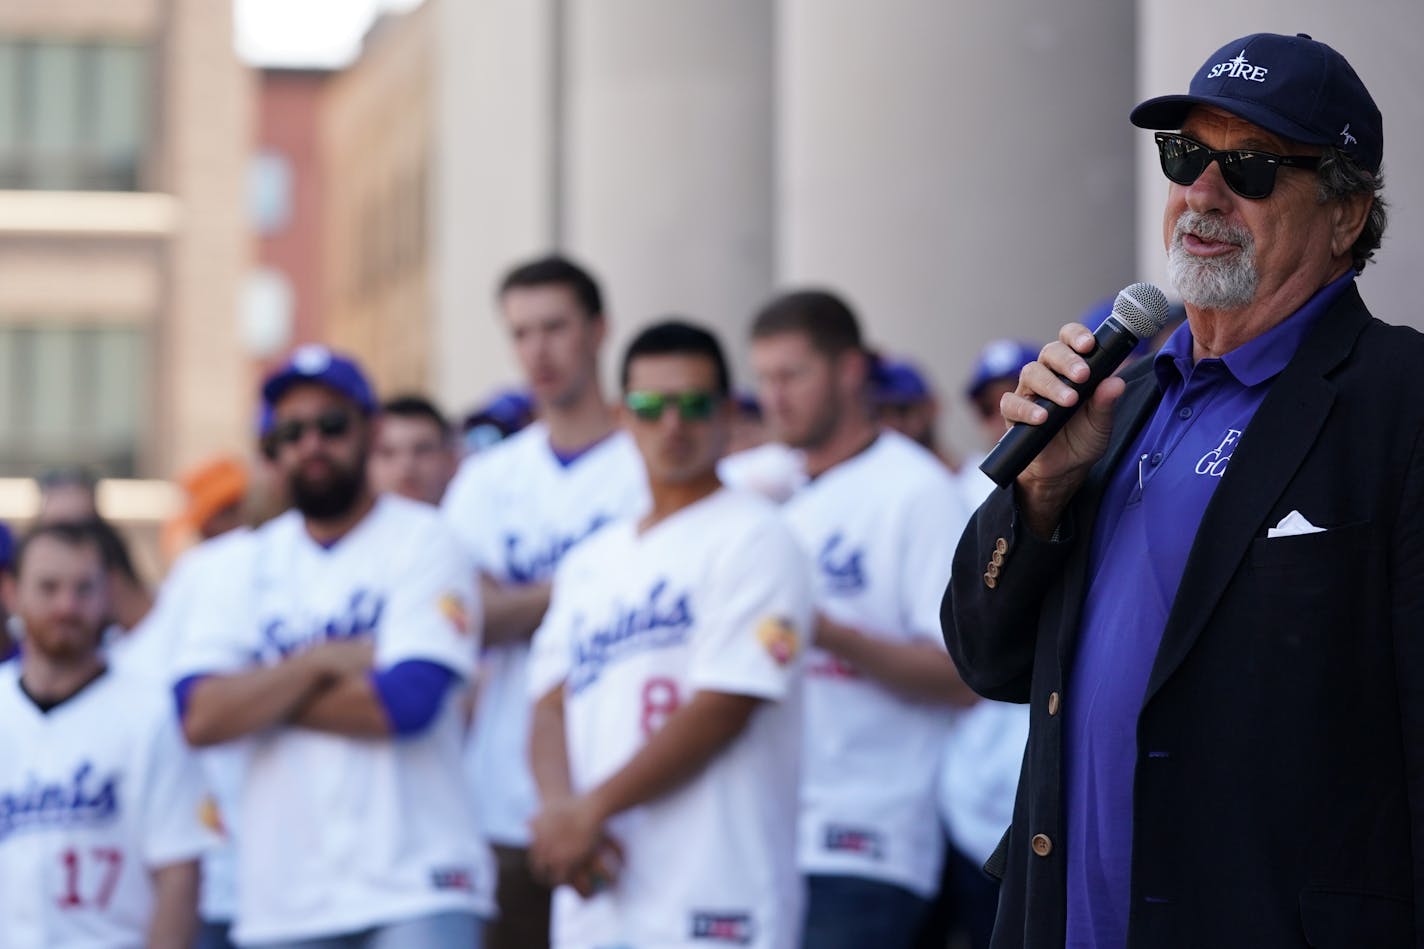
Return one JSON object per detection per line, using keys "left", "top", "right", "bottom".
{"left": 270, "top": 408, "right": 354, "bottom": 447}
{"left": 624, "top": 390, "right": 720, "bottom": 423}
{"left": 1153, "top": 132, "right": 1321, "bottom": 200}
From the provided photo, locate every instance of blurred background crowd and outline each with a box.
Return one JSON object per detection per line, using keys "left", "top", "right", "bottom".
{"left": 0, "top": 2, "right": 1421, "bottom": 948}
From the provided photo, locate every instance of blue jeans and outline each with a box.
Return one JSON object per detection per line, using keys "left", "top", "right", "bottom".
{"left": 248, "top": 911, "right": 484, "bottom": 949}
{"left": 195, "top": 919, "right": 236, "bottom": 949}
{"left": 801, "top": 875, "right": 930, "bottom": 949}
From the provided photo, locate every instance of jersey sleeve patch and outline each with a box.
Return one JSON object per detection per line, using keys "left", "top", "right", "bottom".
{"left": 756, "top": 616, "right": 800, "bottom": 667}
{"left": 437, "top": 592, "right": 475, "bottom": 637}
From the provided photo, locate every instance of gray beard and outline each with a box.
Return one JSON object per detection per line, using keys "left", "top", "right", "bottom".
{"left": 1167, "top": 211, "right": 1258, "bottom": 310}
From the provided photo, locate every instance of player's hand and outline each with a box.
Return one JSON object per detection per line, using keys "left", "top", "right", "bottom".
{"left": 1002, "top": 323, "right": 1126, "bottom": 536}
{"left": 528, "top": 795, "right": 605, "bottom": 886}
{"left": 566, "top": 834, "right": 625, "bottom": 898}
{"left": 812, "top": 614, "right": 859, "bottom": 659}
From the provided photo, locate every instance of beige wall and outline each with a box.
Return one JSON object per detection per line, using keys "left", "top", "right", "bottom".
{"left": 161, "top": 0, "right": 254, "bottom": 473}
{"left": 1135, "top": 5, "right": 1424, "bottom": 331}
{"left": 433, "top": 0, "right": 561, "bottom": 417}
{"left": 0, "top": 0, "right": 253, "bottom": 478}
{"left": 322, "top": 2, "right": 434, "bottom": 399}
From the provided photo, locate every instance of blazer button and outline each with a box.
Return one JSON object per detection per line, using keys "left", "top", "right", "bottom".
{"left": 1031, "top": 834, "right": 1053, "bottom": 857}
{"left": 986, "top": 563, "right": 1001, "bottom": 579}
{"left": 983, "top": 572, "right": 998, "bottom": 590}
{"left": 995, "top": 537, "right": 1009, "bottom": 555}
{"left": 1047, "top": 691, "right": 1061, "bottom": 716}
{"left": 990, "top": 550, "right": 1005, "bottom": 567}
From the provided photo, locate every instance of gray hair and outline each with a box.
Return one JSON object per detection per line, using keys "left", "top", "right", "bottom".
{"left": 1317, "top": 147, "right": 1387, "bottom": 273}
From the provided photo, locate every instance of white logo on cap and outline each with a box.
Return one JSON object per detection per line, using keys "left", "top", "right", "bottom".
{"left": 291, "top": 344, "right": 333, "bottom": 375}
{"left": 1340, "top": 124, "right": 1357, "bottom": 147}
{"left": 1207, "top": 51, "right": 1269, "bottom": 83}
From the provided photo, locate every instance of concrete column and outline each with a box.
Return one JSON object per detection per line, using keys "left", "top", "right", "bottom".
{"left": 561, "top": 0, "right": 776, "bottom": 391}
{"left": 1135, "top": 2, "right": 1424, "bottom": 332}
{"left": 778, "top": 0, "right": 1137, "bottom": 455}
{"left": 432, "top": 0, "right": 561, "bottom": 417}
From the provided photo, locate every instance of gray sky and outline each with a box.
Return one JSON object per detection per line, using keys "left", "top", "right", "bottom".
{"left": 234, "top": 0, "right": 425, "bottom": 67}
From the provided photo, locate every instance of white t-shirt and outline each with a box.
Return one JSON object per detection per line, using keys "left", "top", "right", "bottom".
{"left": 783, "top": 429, "right": 970, "bottom": 897}
{"left": 172, "top": 496, "right": 493, "bottom": 944}
{"left": 528, "top": 488, "right": 813, "bottom": 949}
{"left": 441, "top": 423, "right": 648, "bottom": 846}
{"left": 0, "top": 663, "right": 211, "bottom": 949}
{"left": 117, "top": 529, "right": 253, "bottom": 925}
{"left": 938, "top": 455, "right": 1030, "bottom": 865}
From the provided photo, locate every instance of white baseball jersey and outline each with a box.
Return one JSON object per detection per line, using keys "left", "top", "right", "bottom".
{"left": 782, "top": 429, "right": 971, "bottom": 897}
{"left": 441, "top": 422, "right": 648, "bottom": 845}
{"left": 172, "top": 495, "right": 493, "bottom": 944}
{"left": 118, "top": 528, "right": 254, "bottom": 925}
{"left": 528, "top": 487, "right": 812, "bottom": 949}
{"left": 0, "top": 662, "right": 211, "bottom": 949}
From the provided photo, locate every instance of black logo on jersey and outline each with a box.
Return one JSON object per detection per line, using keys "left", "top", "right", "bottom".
{"left": 818, "top": 532, "right": 867, "bottom": 594}
{"left": 430, "top": 867, "right": 475, "bottom": 892}
{"left": 567, "top": 579, "right": 694, "bottom": 694}
{"left": 259, "top": 589, "right": 385, "bottom": 659}
{"left": 691, "top": 911, "right": 755, "bottom": 944}
{"left": 0, "top": 762, "right": 120, "bottom": 842}
{"left": 503, "top": 514, "right": 613, "bottom": 584}
{"left": 824, "top": 824, "right": 884, "bottom": 860}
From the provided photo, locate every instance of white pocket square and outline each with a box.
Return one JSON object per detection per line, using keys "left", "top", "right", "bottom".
{"left": 1267, "top": 510, "right": 1326, "bottom": 538}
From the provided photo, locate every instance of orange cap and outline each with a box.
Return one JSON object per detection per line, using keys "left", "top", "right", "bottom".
{"left": 175, "top": 456, "right": 247, "bottom": 534}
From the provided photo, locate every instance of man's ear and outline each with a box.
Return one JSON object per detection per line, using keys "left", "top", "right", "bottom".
{"left": 1330, "top": 191, "right": 1373, "bottom": 260}
{"left": 0, "top": 573, "right": 18, "bottom": 618}
{"left": 837, "top": 348, "right": 869, "bottom": 396}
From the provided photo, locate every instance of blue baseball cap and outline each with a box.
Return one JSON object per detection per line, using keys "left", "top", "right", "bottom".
{"left": 1131, "top": 33, "right": 1382, "bottom": 174}
{"left": 0, "top": 522, "right": 13, "bottom": 573}
{"left": 965, "top": 340, "right": 1039, "bottom": 398}
{"left": 873, "top": 359, "right": 932, "bottom": 404}
{"left": 261, "top": 344, "right": 377, "bottom": 415}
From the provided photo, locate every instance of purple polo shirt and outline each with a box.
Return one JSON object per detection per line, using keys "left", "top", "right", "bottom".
{"left": 1063, "top": 272, "right": 1355, "bottom": 948}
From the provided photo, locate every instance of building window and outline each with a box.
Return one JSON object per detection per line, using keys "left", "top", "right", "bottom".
{"left": 0, "top": 323, "right": 151, "bottom": 477}
{"left": 0, "top": 39, "right": 150, "bottom": 192}
{"left": 249, "top": 149, "right": 293, "bottom": 234}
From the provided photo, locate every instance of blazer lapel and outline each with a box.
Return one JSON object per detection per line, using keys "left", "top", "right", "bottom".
{"left": 1142, "top": 287, "right": 1371, "bottom": 705}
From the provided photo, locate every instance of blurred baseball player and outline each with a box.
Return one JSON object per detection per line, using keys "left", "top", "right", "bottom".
{"left": 528, "top": 320, "right": 812, "bottom": 949}
{"left": 128, "top": 446, "right": 286, "bottom": 949}
{"left": 173, "top": 345, "right": 493, "bottom": 947}
{"left": 749, "top": 290, "right": 976, "bottom": 948}
{"left": 442, "top": 255, "right": 647, "bottom": 949}
{"left": 0, "top": 521, "right": 210, "bottom": 948}
{"left": 369, "top": 395, "right": 459, "bottom": 505}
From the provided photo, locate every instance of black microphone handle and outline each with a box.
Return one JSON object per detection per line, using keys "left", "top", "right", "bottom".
{"left": 978, "top": 318, "right": 1142, "bottom": 489}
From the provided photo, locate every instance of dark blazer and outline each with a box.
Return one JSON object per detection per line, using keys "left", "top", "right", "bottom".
{"left": 943, "top": 283, "right": 1424, "bottom": 949}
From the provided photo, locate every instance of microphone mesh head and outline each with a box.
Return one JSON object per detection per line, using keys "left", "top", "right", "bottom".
{"left": 1112, "top": 283, "right": 1172, "bottom": 340}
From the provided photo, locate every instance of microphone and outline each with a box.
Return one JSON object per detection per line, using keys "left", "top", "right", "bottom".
{"left": 979, "top": 282, "right": 1171, "bottom": 489}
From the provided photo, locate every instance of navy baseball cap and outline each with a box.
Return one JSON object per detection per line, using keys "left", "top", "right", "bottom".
{"left": 1131, "top": 33, "right": 1382, "bottom": 174}
{"left": 966, "top": 340, "right": 1039, "bottom": 398}
{"left": 873, "top": 359, "right": 932, "bottom": 404}
{"left": 261, "top": 344, "right": 377, "bottom": 415}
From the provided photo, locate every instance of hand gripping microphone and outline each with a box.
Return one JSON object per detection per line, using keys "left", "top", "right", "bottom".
{"left": 979, "top": 282, "right": 1172, "bottom": 489}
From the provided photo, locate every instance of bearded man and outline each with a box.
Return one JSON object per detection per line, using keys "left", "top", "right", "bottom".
{"left": 943, "top": 33, "right": 1423, "bottom": 949}
{"left": 173, "top": 346, "right": 495, "bottom": 948}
